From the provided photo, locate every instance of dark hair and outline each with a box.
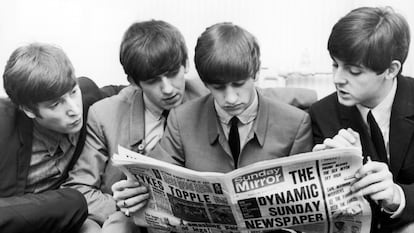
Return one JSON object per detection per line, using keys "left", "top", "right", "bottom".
{"left": 3, "top": 43, "right": 76, "bottom": 113}
{"left": 119, "top": 20, "right": 188, "bottom": 84}
{"left": 328, "top": 6, "right": 410, "bottom": 74}
{"left": 194, "top": 22, "right": 261, "bottom": 84}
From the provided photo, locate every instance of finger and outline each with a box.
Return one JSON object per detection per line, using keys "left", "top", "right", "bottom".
{"left": 351, "top": 170, "right": 392, "bottom": 193}
{"left": 113, "top": 185, "right": 149, "bottom": 201}
{"left": 312, "top": 144, "right": 327, "bottom": 152}
{"left": 127, "top": 199, "right": 150, "bottom": 213}
{"left": 323, "top": 136, "right": 350, "bottom": 148}
{"left": 355, "top": 161, "right": 389, "bottom": 178}
{"left": 346, "top": 128, "right": 360, "bottom": 142}
{"left": 352, "top": 178, "right": 392, "bottom": 196}
{"left": 125, "top": 192, "right": 151, "bottom": 208}
{"left": 338, "top": 129, "right": 356, "bottom": 144}
{"left": 111, "top": 179, "right": 141, "bottom": 193}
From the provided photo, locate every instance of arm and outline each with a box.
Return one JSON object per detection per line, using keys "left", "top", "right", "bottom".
{"left": 289, "top": 113, "right": 313, "bottom": 155}
{"left": 63, "top": 107, "right": 117, "bottom": 224}
{"left": 0, "top": 188, "right": 87, "bottom": 233}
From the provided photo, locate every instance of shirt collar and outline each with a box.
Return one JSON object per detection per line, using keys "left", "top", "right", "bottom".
{"left": 357, "top": 78, "right": 397, "bottom": 127}
{"left": 33, "top": 121, "right": 78, "bottom": 155}
{"left": 215, "top": 89, "right": 258, "bottom": 125}
{"left": 143, "top": 93, "right": 164, "bottom": 120}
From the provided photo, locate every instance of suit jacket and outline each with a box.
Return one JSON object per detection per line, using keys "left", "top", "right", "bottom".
{"left": 309, "top": 74, "right": 414, "bottom": 233}
{"left": 0, "top": 77, "right": 102, "bottom": 233}
{"left": 0, "top": 76, "right": 102, "bottom": 196}
{"left": 64, "top": 78, "right": 209, "bottom": 224}
{"left": 151, "top": 89, "right": 313, "bottom": 172}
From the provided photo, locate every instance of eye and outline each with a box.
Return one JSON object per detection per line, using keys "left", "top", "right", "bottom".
{"left": 48, "top": 101, "right": 60, "bottom": 109}
{"left": 348, "top": 67, "right": 362, "bottom": 76}
{"left": 70, "top": 87, "right": 78, "bottom": 95}
{"left": 332, "top": 62, "right": 338, "bottom": 69}
{"left": 143, "top": 77, "right": 160, "bottom": 85}
{"left": 232, "top": 80, "right": 246, "bottom": 87}
{"left": 165, "top": 68, "right": 180, "bottom": 78}
{"left": 210, "top": 84, "right": 226, "bottom": 90}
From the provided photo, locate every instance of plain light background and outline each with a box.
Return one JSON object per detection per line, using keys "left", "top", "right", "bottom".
{"left": 0, "top": 0, "right": 413, "bottom": 98}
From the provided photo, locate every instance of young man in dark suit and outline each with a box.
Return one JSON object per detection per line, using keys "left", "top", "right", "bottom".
{"left": 309, "top": 6, "right": 413, "bottom": 233}
{"left": 0, "top": 43, "right": 102, "bottom": 233}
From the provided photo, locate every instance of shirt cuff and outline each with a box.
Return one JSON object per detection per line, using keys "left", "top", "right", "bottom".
{"left": 382, "top": 184, "right": 405, "bottom": 218}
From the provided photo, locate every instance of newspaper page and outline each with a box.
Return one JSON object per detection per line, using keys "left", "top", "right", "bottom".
{"left": 113, "top": 146, "right": 371, "bottom": 233}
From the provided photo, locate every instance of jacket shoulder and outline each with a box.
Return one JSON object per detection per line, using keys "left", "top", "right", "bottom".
{"left": 0, "top": 98, "right": 18, "bottom": 136}
{"left": 89, "top": 85, "right": 141, "bottom": 117}
{"left": 309, "top": 92, "right": 338, "bottom": 115}
{"left": 184, "top": 78, "right": 209, "bottom": 100}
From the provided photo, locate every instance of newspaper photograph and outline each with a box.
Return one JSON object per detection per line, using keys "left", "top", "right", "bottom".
{"left": 112, "top": 146, "right": 371, "bottom": 233}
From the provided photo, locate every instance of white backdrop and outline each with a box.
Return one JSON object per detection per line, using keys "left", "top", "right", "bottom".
{"left": 0, "top": 0, "right": 413, "bottom": 97}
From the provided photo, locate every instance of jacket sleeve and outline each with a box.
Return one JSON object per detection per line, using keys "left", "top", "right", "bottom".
{"left": 0, "top": 188, "right": 87, "bottom": 233}
{"left": 289, "top": 112, "right": 313, "bottom": 155}
{"left": 63, "top": 107, "right": 117, "bottom": 224}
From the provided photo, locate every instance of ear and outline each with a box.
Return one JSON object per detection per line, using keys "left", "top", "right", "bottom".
{"left": 384, "top": 60, "right": 401, "bottom": 80}
{"left": 253, "top": 71, "right": 260, "bottom": 82}
{"left": 184, "top": 59, "right": 190, "bottom": 74}
{"left": 20, "top": 106, "right": 37, "bottom": 119}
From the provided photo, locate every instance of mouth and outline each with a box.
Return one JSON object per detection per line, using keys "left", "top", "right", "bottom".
{"left": 69, "top": 118, "right": 82, "bottom": 127}
{"left": 337, "top": 89, "right": 349, "bottom": 96}
{"left": 163, "top": 94, "right": 180, "bottom": 103}
{"left": 223, "top": 104, "right": 243, "bottom": 111}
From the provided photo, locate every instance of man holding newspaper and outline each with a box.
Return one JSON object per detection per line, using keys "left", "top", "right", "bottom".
{"left": 113, "top": 22, "right": 313, "bottom": 233}
{"left": 113, "top": 6, "right": 414, "bottom": 233}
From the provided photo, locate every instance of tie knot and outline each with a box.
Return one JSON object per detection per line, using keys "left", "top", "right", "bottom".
{"left": 162, "top": 110, "right": 170, "bottom": 119}
{"left": 230, "top": 116, "right": 239, "bottom": 126}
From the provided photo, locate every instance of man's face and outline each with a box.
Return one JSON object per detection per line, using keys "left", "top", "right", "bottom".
{"left": 139, "top": 65, "right": 187, "bottom": 110}
{"left": 28, "top": 85, "right": 83, "bottom": 134}
{"left": 206, "top": 78, "right": 256, "bottom": 116}
{"left": 332, "top": 57, "right": 391, "bottom": 108}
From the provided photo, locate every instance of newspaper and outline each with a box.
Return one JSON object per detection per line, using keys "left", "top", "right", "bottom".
{"left": 113, "top": 146, "right": 371, "bottom": 233}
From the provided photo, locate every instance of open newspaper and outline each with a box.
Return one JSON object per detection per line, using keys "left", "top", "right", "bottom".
{"left": 113, "top": 146, "right": 371, "bottom": 233}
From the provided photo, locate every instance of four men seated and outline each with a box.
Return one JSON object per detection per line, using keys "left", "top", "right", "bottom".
{"left": 0, "top": 5, "right": 413, "bottom": 233}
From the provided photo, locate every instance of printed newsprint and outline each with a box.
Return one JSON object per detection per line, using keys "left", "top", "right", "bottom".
{"left": 113, "top": 146, "right": 371, "bottom": 233}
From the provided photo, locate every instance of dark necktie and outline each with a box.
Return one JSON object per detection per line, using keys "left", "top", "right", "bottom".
{"left": 367, "top": 111, "right": 388, "bottom": 163}
{"left": 229, "top": 116, "right": 240, "bottom": 167}
{"left": 162, "top": 110, "right": 169, "bottom": 129}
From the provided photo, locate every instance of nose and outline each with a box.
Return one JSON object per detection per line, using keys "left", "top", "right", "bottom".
{"left": 224, "top": 86, "right": 238, "bottom": 104}
{"left": 66, "top": 97, "right": 81, "bottom": 116}
{"left": 160, "top": 77, "right": 174, "bottom": 95}
{"left": 333, "top": 68, "right": 347, "bottom": 85}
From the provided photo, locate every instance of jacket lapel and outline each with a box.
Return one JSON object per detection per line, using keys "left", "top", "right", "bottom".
{"left": 16, "top": 110, "right": 33, "bottom": 194}
{"left": 206, "top": 95, "right": 233, "bottom": 158}
{"left": 389, "top": 75, "right": 414, "bottom": 174}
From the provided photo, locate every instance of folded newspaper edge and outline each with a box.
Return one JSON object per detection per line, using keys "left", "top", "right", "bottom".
{"left": 113, "top": 146, "right": 371, "bottom": 233}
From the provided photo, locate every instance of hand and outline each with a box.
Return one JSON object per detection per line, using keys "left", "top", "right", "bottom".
{"left": 351, "top": 160, "right": 401, "bottom": 212}
{"left": 112, "top": 179, "right": 150, "bottom": 216}
{"left": 313, "top": 128, "right": 361, "bottom": 151}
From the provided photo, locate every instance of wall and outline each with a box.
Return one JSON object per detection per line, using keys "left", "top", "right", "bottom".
{"left": 0, "top": 0, "right": 413, "bottom": 98}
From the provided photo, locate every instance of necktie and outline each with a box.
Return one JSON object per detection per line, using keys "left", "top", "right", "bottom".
{"left": 367, "top": 111, "right": 388, "bottom": 163}
{"left": 162, "top": 110, "right": 169, "bottom": 129}
{"left": 228, "top": 117, "right": 240, "bottom": 167}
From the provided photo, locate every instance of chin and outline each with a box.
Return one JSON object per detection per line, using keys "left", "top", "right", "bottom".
{"left": 337, "top": 97, "right": 357, "bottom": 107}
